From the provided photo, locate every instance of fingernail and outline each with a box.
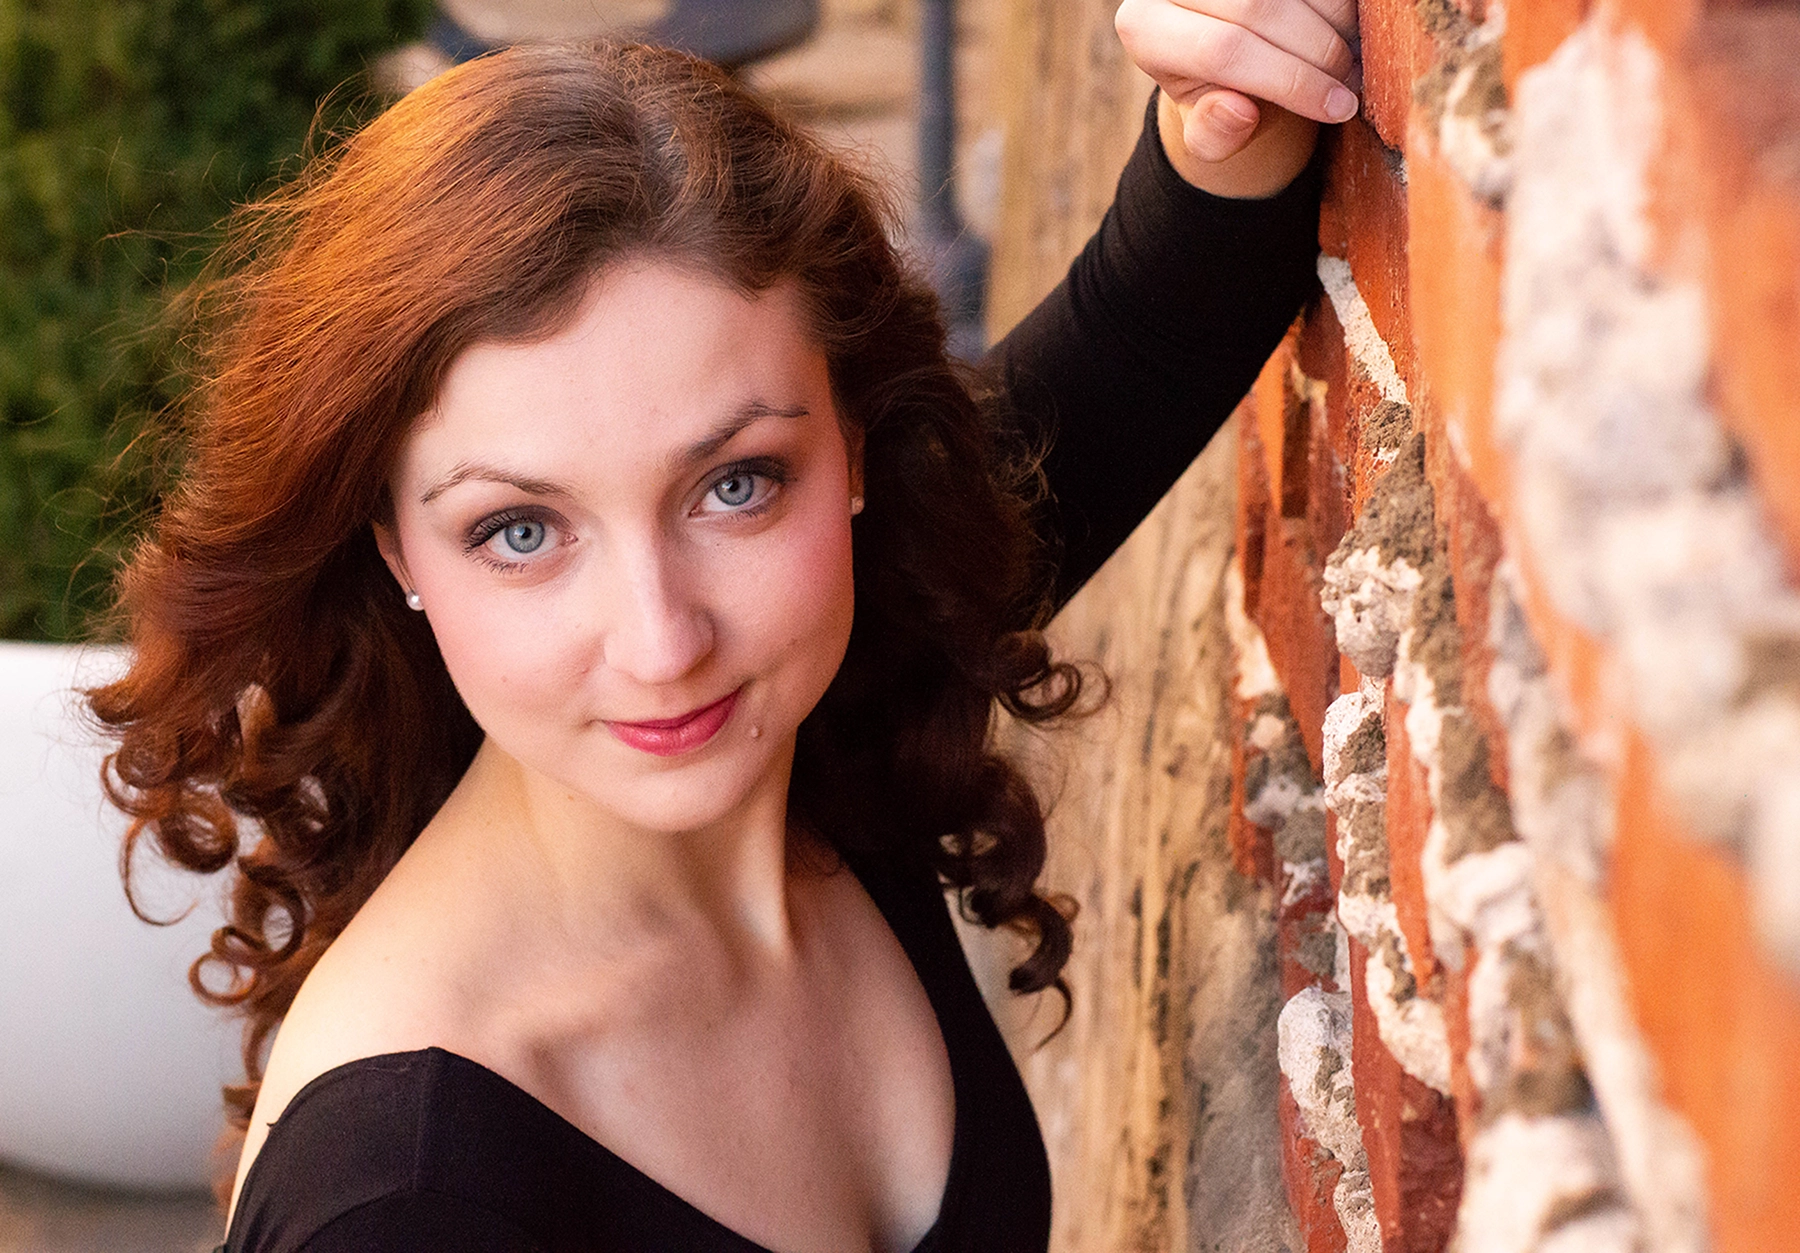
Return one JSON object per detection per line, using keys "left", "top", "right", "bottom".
{"left": 1326, "top": 86, "right": 1359, "bottom": 123}
{"left": 1212, "top": 97, "right": 1258, "bottom": 131}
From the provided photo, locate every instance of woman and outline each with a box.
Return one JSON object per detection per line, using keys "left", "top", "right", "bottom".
{"left": 92, "top": 1, "right": 1356, "bottom": 1248}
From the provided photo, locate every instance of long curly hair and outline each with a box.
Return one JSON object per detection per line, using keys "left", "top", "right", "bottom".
{"left": 89, "top": 41, "right": 1083, "bottom": 1132}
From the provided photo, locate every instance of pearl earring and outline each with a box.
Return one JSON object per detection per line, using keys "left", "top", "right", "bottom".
{"left": 405, "top": 591, "right": 423, "bottom": 611}
{"left": 849, "top": 495, "right": 864, "bottom": 516}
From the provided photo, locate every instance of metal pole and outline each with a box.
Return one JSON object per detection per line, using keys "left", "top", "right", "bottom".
{"left": 918, "top": 0, "right": 989, "bottom": 361}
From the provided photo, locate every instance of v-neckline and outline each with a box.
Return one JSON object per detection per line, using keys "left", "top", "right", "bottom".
{"left": 231, "top": 854, "right": 967, "bottom": 1253}
{"left": 418, "top": 1044, "right": 962, "bottom": 1253}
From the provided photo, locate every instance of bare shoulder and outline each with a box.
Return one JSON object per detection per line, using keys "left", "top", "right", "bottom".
{"left": 226, "top": 850, "right": 492, "bottom": 1215}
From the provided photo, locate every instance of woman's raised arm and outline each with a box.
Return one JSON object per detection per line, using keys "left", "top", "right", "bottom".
{"left": 984, "top": 0, "right": 1359, "bottom": 608}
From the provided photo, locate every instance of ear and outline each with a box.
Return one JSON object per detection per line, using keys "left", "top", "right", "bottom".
{"left": 371, "top": 520, "right": 413, "bottom": 595}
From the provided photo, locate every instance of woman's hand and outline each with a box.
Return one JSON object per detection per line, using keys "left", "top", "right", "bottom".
{"left": 1115, "top": 0, "right": 1360, "bottom": 197}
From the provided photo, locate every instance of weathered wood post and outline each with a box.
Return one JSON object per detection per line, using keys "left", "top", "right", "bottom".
{"left": 978, "top": 3, "right": 1301, "bottom": 1248}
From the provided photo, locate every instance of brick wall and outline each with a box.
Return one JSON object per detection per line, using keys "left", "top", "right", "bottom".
{"left": 985, "top": 0, "right": 1800, "bottom": 1250}
{"left": 1236, "top": 0, "right": 1800, "bottom": 1249}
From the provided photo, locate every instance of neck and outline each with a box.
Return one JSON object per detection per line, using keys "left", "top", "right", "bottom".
{"left": 425, "top": 737, "right": 806, "bottom": 959}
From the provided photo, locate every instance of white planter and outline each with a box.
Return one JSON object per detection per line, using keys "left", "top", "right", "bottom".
{"left": 0, "top": 641, "right": 237, "bottom": 1190}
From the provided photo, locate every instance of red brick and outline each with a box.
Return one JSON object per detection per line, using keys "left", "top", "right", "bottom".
{"left": 1232, "top": 697, "right": 1278, "bottom": 885}
{"left": 1407, "top": 135, "right": 1510, "bottom": 511}
{"left": 1433, "top": 450, "right": 1510, "bottom": 794}
{"left": 1351, "top": 933, "right": 1464, "bottom": 1253}
{"left": 1253, "top": 333, "right": 1300, "bottom": 509}
{"left": 1320, "top": 121, "right": 1418, "bottom": 397}
{"left": 1507, "top": 551, "right": 1614, "bottom": 746}
{"left": 1279, "top": 845, "right": 1343, "bottom": 999}
{"left": 1239, "top": 401, "right": 1274, "bottom": 622}
{"left": 1614, "top": 0, "right": 1702, "bottom": 58}
{"left": 1298, "top": 291, "right": 1404, "bottom": 517}
{"left": 1356, "top": 0, "right": 1435, "bottom": 151}
{"left": 1305, "top": 376, "right": 1352, "bottom": 563}
{"left": 1251, "top": 508, "right": 1339, "bottom": 774}
{"left": 1240, "top": 367, "right": 1338, "bottom": 777}
{"left": 1384, "top": 682, "right": 1445, "bottom": 993}
{"left": 1501, "top": 0, "right": 1587, "bottom": 97}
{"left": 1281, "top": 366, "right": 1317, "bottom": 522}
{"left": 1612, "top": 733, "right": 1800, "bottom": 1253}
{"left": 1665, "top": 15, "right": 1800, "bottom": 578}
{"left": 1439, "top": 944, "right": 1483, "bottom": 1152}
{"left": 1297, "top": 294, "right": 1355, "bottom": 474}
{"left": 1280, "top": 1082, "right": 1350, "bottom": 1253}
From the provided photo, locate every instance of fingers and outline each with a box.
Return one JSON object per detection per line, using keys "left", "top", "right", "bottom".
{"left": 1295, "top": 0, "right": 1359, "bottom": 58}
{"left": 1182, "top": 88, "right": 1263, "bottom": 162}
{"left": 1139, "top": 0, "right": 1358, "bottom": 67}
{"left": 1117, "top": 0, "right": 1359, "bottom": 124}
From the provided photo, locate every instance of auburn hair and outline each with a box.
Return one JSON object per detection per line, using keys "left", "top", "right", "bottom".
{"left": 89, "top": 41, "right": 1082, "bottom": 1132}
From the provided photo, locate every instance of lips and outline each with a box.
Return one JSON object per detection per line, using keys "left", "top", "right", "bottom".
{"left": 603, "top": 688, "right": 741, "bottom": 757}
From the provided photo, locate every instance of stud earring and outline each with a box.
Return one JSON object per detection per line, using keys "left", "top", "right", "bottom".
{"left": 405, "top": 591, "right": 423, "bottom": 611}
{"left": 849, "top": 495, "right": 864, "bottom": 516}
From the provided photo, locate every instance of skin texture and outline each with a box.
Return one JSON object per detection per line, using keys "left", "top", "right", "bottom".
{"left": 1116, "top": 0, "right": 1361, "bottom": 197}
{"left": 232, "top": 265, "right": 954, "bottom": 1253}
{"left": 225, "top": 3, "right": 1361, "bottom": 1244}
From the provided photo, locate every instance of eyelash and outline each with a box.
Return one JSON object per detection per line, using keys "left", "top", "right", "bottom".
{"left": 458, "top": 457, "right": 791, "bottom": 572}
{"left": 698, "top": 457, "right": 790, "bottom": 517}
{"left": 463, "top": 507, "right": 558, "bottom": 571}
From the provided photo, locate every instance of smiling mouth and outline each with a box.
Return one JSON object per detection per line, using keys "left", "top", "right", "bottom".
{"left": 603, "top": 688, "right": 742, "bottom": 757}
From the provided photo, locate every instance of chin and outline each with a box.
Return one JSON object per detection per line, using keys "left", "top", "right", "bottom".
{"left": 560, "top": 733, "right": 795, "bottom": 838}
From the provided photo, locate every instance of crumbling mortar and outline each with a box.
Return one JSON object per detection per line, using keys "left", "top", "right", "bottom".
{"left": 1324, "top": 686, "right": 1454, "bottom": 1093}
{"left": 1487, "top": 563, "right": 1712, "bottom": 1253}
{"left": 1226, "top": 559, "right": 1281, "bottom": 701}
{"left": 1362, "top": 399, "right": 1414, "bottom": 471}
{"left": 1482, "top": 942, "right": 1593, "bottom": 1123}
{"left": 1277, "top": 986, "right": 1382, "bottom": 1253}
{"left": 1317, "top": 255, "right": 1410, "bottom": 412}
{"left": 1329, "top": 466, "right": 1644, "bottom": 1253}
{"left": 1244, "top": 609, "right": 1373, "bottom": 1248}
{"left": 1454, "top": 1112, "right": 1641, "bottom": 1253}
{"left": 1499, "top": 16, "right": 1800, "bottom": 973}
{"left": 1322, "top": 434, "right": 1437, "bottom": 679}
{"left": 1438, "top": 713, "right": 1517, "bottom": 863}
{"left": 1413, "top": 0, "right": 1514, "bottom": 204}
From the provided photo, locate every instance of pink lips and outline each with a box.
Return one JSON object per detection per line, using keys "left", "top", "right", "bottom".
{"left": 603, "top": 688, "right": 741, "bottom": 757}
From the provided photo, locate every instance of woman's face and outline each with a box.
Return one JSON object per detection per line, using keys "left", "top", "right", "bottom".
{"left": 377, "top": 260, "right": 859, "bottom": 834}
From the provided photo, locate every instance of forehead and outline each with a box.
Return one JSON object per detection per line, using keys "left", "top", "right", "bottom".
{"left": 398, "top": 261, "right": 831, "bottom": 475}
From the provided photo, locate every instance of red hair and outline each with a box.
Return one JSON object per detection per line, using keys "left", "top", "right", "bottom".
{"left": 90, "top": 42, "right": 1082, "bottom": 1135}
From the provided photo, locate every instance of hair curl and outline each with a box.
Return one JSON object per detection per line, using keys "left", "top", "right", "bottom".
{"left": 89, "top": 42, "right": 1085, "bottom": 1133}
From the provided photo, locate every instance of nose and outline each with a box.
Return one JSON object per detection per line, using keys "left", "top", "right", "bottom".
{"left": 598, "top": 540, "right": 715, "bottom": 686}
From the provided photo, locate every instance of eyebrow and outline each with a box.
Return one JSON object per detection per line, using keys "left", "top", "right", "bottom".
{"left": 420, "top": 465, "right": 567, "bottom": 505}
{"left": 673, "top": 401, "right": 809, "bottom": 471}
{"left": 416, "top": 401, "right": 809, "bottom": 505}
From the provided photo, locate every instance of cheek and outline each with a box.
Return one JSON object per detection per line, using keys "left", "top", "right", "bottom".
{"left": 746, "top": 509, "right": 857, "bottom": 682}
{"left": 407, "top": 557, "right": 582, "bottom": 722}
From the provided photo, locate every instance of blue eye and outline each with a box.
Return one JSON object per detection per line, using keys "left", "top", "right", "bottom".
{"left": 696, "top": 458, "right": 788, "bottom": 516}
{"left": 501, "top": 520, "right": 545, "bottom": 553}
{"left": 713, "top": 474, "right": 757, "bottom": 508}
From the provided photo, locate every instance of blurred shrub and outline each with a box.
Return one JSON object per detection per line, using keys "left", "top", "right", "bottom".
{"left": 0, "top": 0, "right": 430, "bottom": 640}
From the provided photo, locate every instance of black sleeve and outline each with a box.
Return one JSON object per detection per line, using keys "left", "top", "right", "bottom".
{"left": 302, "top": 1191, "right": 547, "bottom": 1252}
{"left": 983, "top": 93, "right": 1324, "bottom": 609}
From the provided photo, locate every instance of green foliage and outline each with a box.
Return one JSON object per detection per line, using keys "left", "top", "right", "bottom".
{"left": 0, "top": 0, "right": 430, "bottom": 640}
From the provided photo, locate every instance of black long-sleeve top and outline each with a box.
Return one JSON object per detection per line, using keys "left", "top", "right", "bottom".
{"left": 222, "top": 99, "right": 1323, "bottom": 1253}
